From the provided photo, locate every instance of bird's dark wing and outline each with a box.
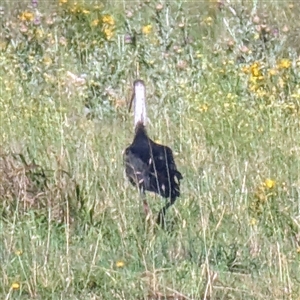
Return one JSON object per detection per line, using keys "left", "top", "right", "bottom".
{"left": 124, "top": 147, "right": 151, "bottom": 191}
{"left": 148, "top": 140, "right": 183, "bottom": 200}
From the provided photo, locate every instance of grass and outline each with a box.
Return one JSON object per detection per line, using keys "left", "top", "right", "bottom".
{"left": 1, "top": 0, "right": 300, "bottom": 299}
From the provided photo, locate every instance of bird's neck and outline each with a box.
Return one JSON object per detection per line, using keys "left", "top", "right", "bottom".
{"left": 134, "top": 82, "right": 147, "bottom": 127}
{"left": 135, "top": 121, "right": 146, "bottom": 134}
{"left": 134, "top": 122, "right": 148, "bottom": 143}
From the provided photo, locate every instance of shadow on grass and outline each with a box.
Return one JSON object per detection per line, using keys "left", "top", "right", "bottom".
{"left": 0, "top": 149, "right": 83, "bottom": 224}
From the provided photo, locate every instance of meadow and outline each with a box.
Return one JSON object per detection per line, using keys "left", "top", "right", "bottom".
{"left": 1, "top": 0, "right": 300, "bottom": 299}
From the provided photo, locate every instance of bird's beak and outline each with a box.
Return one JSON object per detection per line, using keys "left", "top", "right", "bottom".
{"left": 128, "top": 90, "right": 135, "bottom": 112}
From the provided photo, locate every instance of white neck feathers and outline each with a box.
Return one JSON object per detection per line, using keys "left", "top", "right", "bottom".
{"left": 133, "top": 80, "right": 147, "bottom": 127}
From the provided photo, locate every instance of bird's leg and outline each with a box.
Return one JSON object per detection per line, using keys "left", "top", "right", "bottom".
{"left": 156, "top": 202, "right": 171, "bottom": 228}
{"left": 156, "top": 197, "right": 176, "bottom": 228}
{"left": 143, "top": 199, "right": 150, "bottom": 216}
{"left": 140, "top": 189, "right": 152, "bottom": 220}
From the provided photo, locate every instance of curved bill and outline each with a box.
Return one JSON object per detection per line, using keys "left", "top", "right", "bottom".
{"left": 128, "top": 90, "right": 135, "bottom": 112}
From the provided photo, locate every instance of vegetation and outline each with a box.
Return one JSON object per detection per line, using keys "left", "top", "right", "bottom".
{"left": 1, "top": 0, "right": 300, "bottom": 299}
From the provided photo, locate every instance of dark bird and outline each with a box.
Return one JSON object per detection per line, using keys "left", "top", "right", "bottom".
{"left": 124, "top": 80, "right": 183, "bottom": 226}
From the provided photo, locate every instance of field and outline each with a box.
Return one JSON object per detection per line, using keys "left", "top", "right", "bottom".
{"left": 1, "top": 0, "right": 300, "bottom": 299}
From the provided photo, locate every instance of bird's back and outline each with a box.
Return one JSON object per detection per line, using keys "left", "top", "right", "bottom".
{"left": 124, "top": 124, "right": 183, "bottom": 201}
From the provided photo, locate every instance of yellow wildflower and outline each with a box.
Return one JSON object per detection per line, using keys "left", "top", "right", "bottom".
{"left": 103, "top": 27, "right": 114, "bottom": 40}
{"left": 102, "top": 15, "right": 115, "bottom": 26}
{"left": 69, "top": 6, "right": 76, "bottom": 13}
{"left": 43, "top": 55, "right": 52, "bottom": 66}
{"left": 204, "top": 16, "right": 213, "bottom": 26}
{"left": 250, "top": 218, "right": 257, "bottom": 226}
{"left": 142, "top": 25, "right": 152, "bottom": 35}
{"left": 15, "top": 250, "right": 23, "bottom": 256}
{"left": 250, "top": 62, "right": 262, "bottom": 77}
{"left": 91, "top": 19, "right": 99, "bottom": 27}
{"left": 277, "top": 59, "right": 291, "bottom": 69}
{"left": 264, "top": 179, "right": 276, "bottom": 189}
{"left": 11, "top": 282, "right": 20, "bottom": 290}
{"left": 19, "top": 11, "right": 34, "bottom": 22}
{"left": 255, "top": 87, "right": 267, "bottom": 97}
{"left": 241, "top": 66, "right": 250, "bottom": 74}
{"left": 116, "top": 260, "right": 125, "bottom": 268}
{"left": 59, "top": 0, "right": 68, "bottom": 3}
{"left": 199, "top": 104, "right": 208, "bottom": 112}
{"left": 35, "top": 29, "right": 44, "bottom": 39}
{"left": 253, "top": 33, "right": 260, "bottom": 40}
{"left": 268, "top": 68, "right": 277, "bottom": 76}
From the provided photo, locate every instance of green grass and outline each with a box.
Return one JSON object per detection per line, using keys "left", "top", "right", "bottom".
{"left": 1, "top": 0, "right": 300, "bottom": 299}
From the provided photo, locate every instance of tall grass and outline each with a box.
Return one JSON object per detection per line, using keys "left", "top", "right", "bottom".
{"left": 1, "top": 0, "right": 300, "bottom": 299}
